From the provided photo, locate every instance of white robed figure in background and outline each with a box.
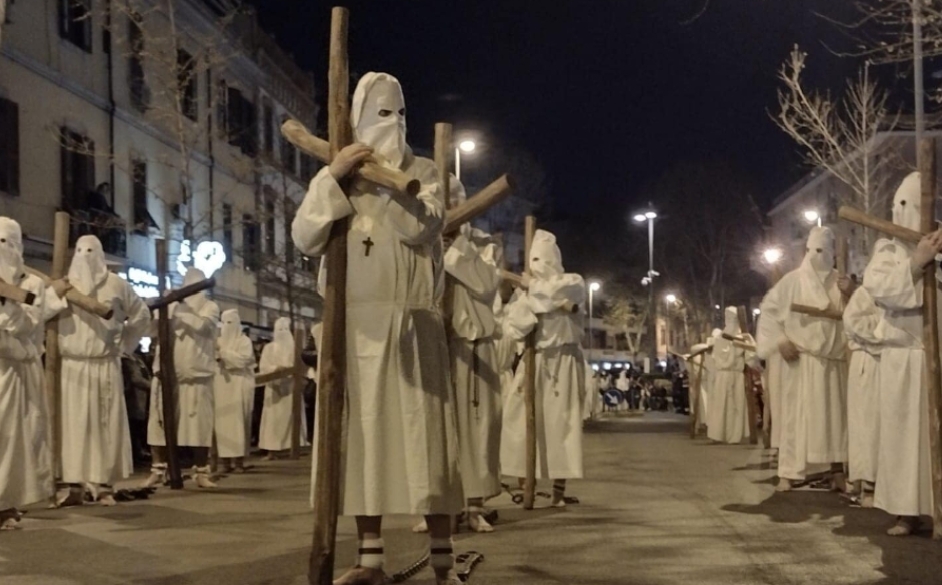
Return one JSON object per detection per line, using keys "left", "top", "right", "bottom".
{"left": 707, "top": 308, "right": 753, "bottom": 444}
{"left": 58, "top": 236, "right": 150, "bottom": 505}
{"left": 0, "top": 218, "right": 52, "bottom": 529}
{"left": 615, "top": 369, "right": 630, "bottom": 412}
{"left": 842, "top": 286, "right": 883, "bottom": 507}
{"left": 757, "top": 227, "right": 848, "bottom": 491}
{"left": 686, "top": 341, "right": 710, "bottom": 432}
{"left": 214, "top": 309, "right": 256, "bottom": 472}
{"left": 862, "top": 171, "right": 942, "bottom": 536}
{"left": 258, "top": 317, "right": 308, "bottom": 456}
{"left": 145, "top": 267, "right": 220, "bottom": 489}
{"left": 756, "top": 294, "right": 793, "bottom": 454}
{"left": 501, "top": 229, "right": 585, "bottom": 507}
{"left": 292, "top": 72, "right": 463, "bottom": 584}
{"left": 442, "top": 202, "right": 503, "bottom": 532}
{"left": 583, "top": 363, "right": 601, "bottom": 421}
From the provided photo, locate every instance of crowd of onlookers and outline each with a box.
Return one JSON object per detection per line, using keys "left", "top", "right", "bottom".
{"left": 592, "top": 360, "right": 690, "bottom": 414}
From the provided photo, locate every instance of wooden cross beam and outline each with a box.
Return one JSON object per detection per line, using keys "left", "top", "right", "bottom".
{"left": 25, "top": 266, "right": 113, "bottom": 319}
{"left": 523, "top": 215, "right": 538, "bottom": 510}
{"left": 443, "top": 175, "right": 515, "bottom": 235}
{"left": 790, "top": 303, "right": 843, "bottom": 320}
{"left": 0, "top": 280, "right": 36, "bottom": 305}
{"left": 918, "top": 140, "right": 942, "bottom": 540}
{"left": 281, "top": 119, "right": 420, "bottom": 196}
{"left": 838, "top": 205, "right": 923, "bottom": 244}
{"left": 43, "top": 211, "right": 69, "bottom": 478}
{"left": 310, "top": 7, "right": 350, "bottom": 583}
{"left": 290, "top": 327, "right": 306, "bottom": 460}
{"left": 147, "top": 277, "right": 216, "bottom": 311}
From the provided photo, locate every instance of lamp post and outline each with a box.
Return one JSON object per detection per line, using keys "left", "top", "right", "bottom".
{"left": 588, "top": 281, "right": 601, "bottom": 364}
{"left": 455, "top": 139, "right": 476, "bottom": 181}
{"left": 634, "top": 207, "right": 658, "bottom": 369}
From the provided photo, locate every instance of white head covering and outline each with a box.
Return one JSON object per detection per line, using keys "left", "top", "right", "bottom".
{"left": 182, "top": 267, "right": 208, "bottom": 310}
{"left": 529, "top": 229, "right": 564, "bottom": 279}
{"left": 67, "top": 235, "right": 108, "bottom": 295}
{"left": 803, "top": 226, "right": 835, "bottom": 275}
{"left": 352, "top": 72, "right": 407, "bottom": 169}
{"left": 0, "top": 217, "right": 24, "bottom": 284}
{"left": 892, "top": 171, "right": 921, "bottom": 232}
{"left": 270, "top": 317, "right": 294, "bottom": 368}
{"left": 219, "top": 309, "right": 241, "bottom": 351}
{"left": 723, "top": 306, "right": 741, "bottom": 335}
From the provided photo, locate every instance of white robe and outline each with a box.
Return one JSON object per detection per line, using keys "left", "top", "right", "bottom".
{"left": 706, "top": 335, "right": 753, "bottom": 444}
{"left": 444, "top": 234, "right": 502, "bottom": 500}
{"left": 842, "top": 287, "right": 882, "bottom": 484}
{"left": 148, "top": 299, "right": 220, "bottom": 448}
{"left": 214, "top": 334, "right": 256, "bottom": 458}
{"left": 863, "top": 239, "right": 933, "bottom": 516}
{"left": 757, "top": 294, "right": 798, "bottom": 451}
{"left": 258, "top": 342, "right": 310, "bottom": 452}
{"left": 758, "top": 262, "right": 847, "bottom": 481}
{"left": 0, "top": 273, "right": 51, "bottom": 509}
{"left": 293, "top": 158, "right": 463, "bottom": 516}
{"left": 583, "top": 368, "right": 601, "bottom": 420}
{"left": 500, "top": 274, "right": 586, "bottom": 480}
{"left": 59, "top": 273, "right": 150, "bottom": 485}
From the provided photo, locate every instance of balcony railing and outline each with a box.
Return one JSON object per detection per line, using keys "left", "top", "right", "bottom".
{"left": 70, "top": 210, "right": 127, "bottom": 258}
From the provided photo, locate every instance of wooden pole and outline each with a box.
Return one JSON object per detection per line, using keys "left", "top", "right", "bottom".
{"left": 25, "top": 267, "right": 113, "bottom": 319}
{"left": 290, "top": 327, "right": 305, "bottom": 460}
{"left": 838, "top": 205, "right": 924, "bottom": 244}
{"left": 434, "top": 123, "right": 452, "bottom": 208}
{"left": 156, "top": 239, "right": 183, "bottom": 489}
{"left": 443, "top": 174, "right": 515, "bottom": 235}
{"left": 310, "top": 7, "right": 350, "bottom": 583}
{"left": 44, "top": 211, "right": 69, "bottom": 479}
{"left": 523, "top": 215, "right": 538, "bottom": 510}
{"left": 147, "top": 277, "right": 215, "bottom": 311}
{"left": 918, "top": 139, "right": 942, "bottom": 539}
{"left": 690, "top": 356, "right": 704, "bottom": 439}
{"left": 790, "top": 303, "right": 843, "bottom": 320}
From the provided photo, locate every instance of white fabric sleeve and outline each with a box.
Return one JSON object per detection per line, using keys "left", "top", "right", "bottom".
{"left": 121, "top": 280, "right": 152, "bottom": 354}
{"left": 755, "top": 284, "right": 787, "bottom": 360}
{"left": 42, "top": 285, "right": 68, "bottom": 321}
{"left": 842, "top": 288, "right": 883, "bottom": 346}
{"left": 528, "top": 274, "right": 586, "bottom": 314}
{"left": 174, "top": 300, "right": 218, "bottom": 336}
{"left": 384, "top": 160, "right": 444, "bottom": 246}
{"left": 863, "top": 239, "right": 921, "bottom": 311}
{"left": 291, "top": 168, "right": 355, "bottom": 257}
{"left": 259, "top": 344, "right": 276, "bottom": 374}
{"left": 221, "top": 336, "right": 256, "bottom": 370}
{"left": 0, "top": 281, "right": 43, "bottom": 336}
{"left": 504, "top": 292, "right": 538, "bottom": 341}
{"left": 444, "top": 235, "right": 501, "bottom": 298}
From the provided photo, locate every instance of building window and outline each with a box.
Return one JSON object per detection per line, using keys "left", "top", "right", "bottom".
{"left": 58, "top": 0, "right": 93, "bottom": 52}
{"left": 262, "top": 98, "right": 274, "bottom": 158}
{"left": 177, "top": 49, "right": 197, "bottom": 121}
{"left": 128, "top": 12, "right": 147, "bottom": 112}
{"left": 242, "top": 214, "right": 259, "bottom": 270}
{"left": 222, "top": 203, "right": 233, "bottom": 260}
{"left": 131, "top": 158, "right": 158, "bottom": 234}
{"left": 0, "top": 98, "right": 19, "bottom": 197}
{"left": 226, "top": 86, "right": 257, "bottom": 157}
{"left": 60, "top": 128, "right": 95, "bottom": 211}
{"left": 265, "top": 197, "right": 276, "bottom": 256}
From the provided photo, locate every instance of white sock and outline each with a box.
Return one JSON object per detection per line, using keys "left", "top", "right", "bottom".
{"left": 357, "top": 538, "right": 384, "bottom": 570}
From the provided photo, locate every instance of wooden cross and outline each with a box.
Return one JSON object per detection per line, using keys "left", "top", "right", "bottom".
{"left": 153, "top": 239, "right": 216, "bottom": 490}
{"left": 522, "top": 215, "right": 538, "bottom": 510}
{"left": 839, "top": 138, "right": 942, "bottom": 538}
{"left": 43, "top": 212, "right": 70, "bottom": 478}
{"left": 737, "top": 306, "right": 759, "bottom": 446}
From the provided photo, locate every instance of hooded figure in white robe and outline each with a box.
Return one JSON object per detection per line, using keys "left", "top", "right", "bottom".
{"left": 501, "top": 229, "right": 586, "bottom": 496}
{"left": 707, "top": 308, "right": 753, "bottom": 444}
{"left": 59, "top": 235, "right": 150, "bottom": 500}
{"left": 214, "top": 309, "right": 256, "bottom": 463}
{"left": 146, "top": 267, "right": 219, "bottom": 488}
{"left": 293, "top": 72, "right": 464, "bottom": 583}
{"left": 259, "top": 317, "right": 309, "bottom": 452}
{"left": 583, "top": 365, "right": 601, "bottom": 420}
{"left": 444, "top": 200, "right": 503, "bottom": 521}
{"left": 615, "top": 369, "right": 630, "bottom": 411}
{"left": 843, "top": 286, "right": 883, "bottom": 488}
{"left": 757, "top": 292, "right": 795, "bottom": 452}
{"left": 0, "top": 218, "right": 52, "bottom": 527}
{"left": 863, "top": 172, "right": 936, "bottom": 531}
{"left": 757, "top": 227, "right": 847, "bottom": 487}
{"left": 687, "top": 341, "right": 710, "bottom": 431}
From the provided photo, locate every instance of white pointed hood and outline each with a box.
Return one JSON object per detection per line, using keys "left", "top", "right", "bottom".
{"left": 68, "top": 235, "right": 109, "bottom": 295}
{"left": 802, "top": 226, "right": 836, "bottom": 276}
{"left": 219, "top": 309, "right": 242, "bottom": 351}
{"left": 269, "top": 316, "right": 294, "bottom": 368}
{"left": 182, "top": 267, "right": 208, "bottom": 311}
{"left": 892, "top": 171, "right": 921, "bottom": 233}
{"left": 352, "top": 72, "right": 408, "bottom": 169}
{"left": 723, "top": 307, "right": 741, "bottom": 335}
{"left": 529, "top": 229, "right": 564, "bottom": 279}
{"left": 0, "top": 217, "right": 24, "bottom": 284}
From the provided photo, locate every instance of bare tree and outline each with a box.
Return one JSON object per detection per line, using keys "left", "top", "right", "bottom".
{"left": 774, "top": 45, "right": 899, "bottom": 251}
{"left": 603, "top": 290, "right": 650, "bottom": 362}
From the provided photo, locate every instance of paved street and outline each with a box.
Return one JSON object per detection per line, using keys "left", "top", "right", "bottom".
{"left": 2, "top": 412, "right": 940, "bottom": 585}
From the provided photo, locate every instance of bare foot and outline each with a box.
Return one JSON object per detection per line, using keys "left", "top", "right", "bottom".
{"left": 830, "top": 472, "right": 847, "bottom": 494}
{"left": 332, "top": 566, "right": 387, "bottom": 585}
{"left": 887, "top": 516, "right": 920, "bottom": 537}
{"left": 98, "top": 494, "right": 117, "bottom": 507}
{"left": 56, "top": 487, "right": 85, "bottom": 508}
{"left": 0, "top": 509, "right": 22, "bottom": 531}
{"left": 775, "top": 479, "right": 793, "bottom": 492}
{"left": 433, "top": 568, "right": 462, "bottom": 585}
{"left": 861, "top": 493, "right": 875, "bottom": 509}
{"left": 411, "top": 519, "right": 429, "bottom": 533}
{"left": 468, "top": 512, "right": 495, "bottom": 533}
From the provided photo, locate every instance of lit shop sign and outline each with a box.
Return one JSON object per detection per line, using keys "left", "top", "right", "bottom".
{"left": 177, "top": 239, "right": 226, "bottom": 278}
{"left": 118, "top": 267, "right": 170, "bottom": 300}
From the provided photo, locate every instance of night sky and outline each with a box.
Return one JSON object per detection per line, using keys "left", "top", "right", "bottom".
{"left": 251, "top": 1, "right": 872, "bottom": 277}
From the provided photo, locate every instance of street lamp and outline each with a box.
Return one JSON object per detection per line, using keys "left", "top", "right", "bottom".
{"left": 634, "top": 206, "right": 659, "bottom": 366}
{"left": 763, "top": 247, "right": 783, "bottom": 265}
{"left": 455, "top": 138, "right": 476, "bottom": 181}
{"left": 588, "top": 281, "right": 601, "bottom": 365}
{"left": 803, "top": 209, "right": 822, "bottom": 227}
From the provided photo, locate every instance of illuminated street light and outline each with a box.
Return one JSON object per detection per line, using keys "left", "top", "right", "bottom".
{"left": 763, "top": 248, "right": 783, "bottom": 265}
{"left": 458, "top": 139, "right": 477, "bottom": 153}
{"left": 590, "top": 281, "right": 601, "bottom": 292}
{"left": 665, "top": 294, "right": 677, "bottom": 304}
{"left": 588, "top": 281, "right": 602, "bottom": 364}
{"left": 454, "top": 137, "right": 478, "bottom": 180}
{"left": 633, "top": 214, "right": 647, "bottom": 222}
{"left": 803, "top": 209, "right": 822, "bottom": 226}
{"left": 645, "top": 211, "right": 657, "bottom": 220}
{"left": 753, "top": 308, "right": 761, "bottom": 316}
